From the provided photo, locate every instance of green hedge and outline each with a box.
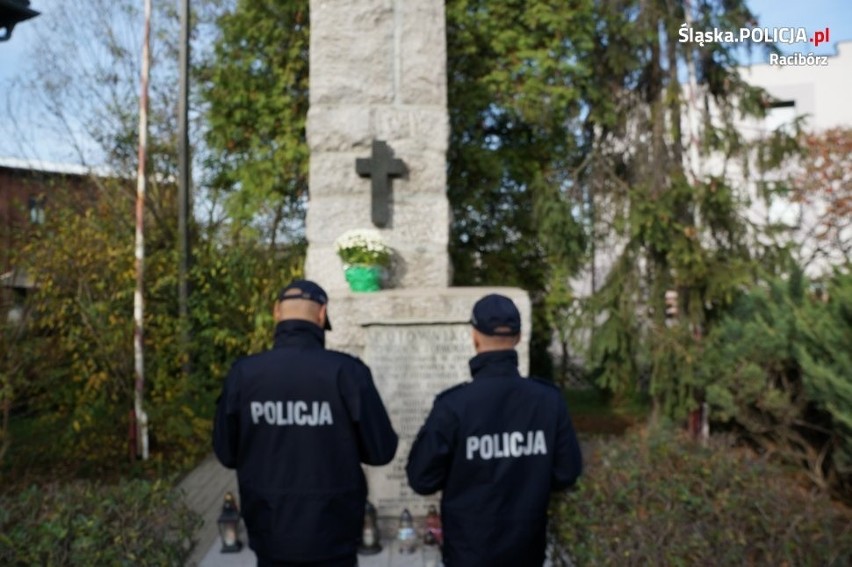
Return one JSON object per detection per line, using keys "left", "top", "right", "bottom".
{"left": 550, "top": 427, "right": 852, "bottom": 566}
{"left": 0, "top": 479, "right": 200, "bottom": 566}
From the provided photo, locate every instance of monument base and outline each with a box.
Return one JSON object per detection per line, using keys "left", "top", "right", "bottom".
{"left": 325, "top": 287, "right": 530, "bottom": 518}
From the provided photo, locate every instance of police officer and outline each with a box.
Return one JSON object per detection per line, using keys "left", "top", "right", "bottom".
{"left": 213, "top": 279, "right": 398, "bottom": 567}
{"left": 406, "top": 294, "right": 582, "bottom": 567}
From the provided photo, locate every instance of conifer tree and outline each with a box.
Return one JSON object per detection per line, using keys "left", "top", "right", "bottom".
{"left": 699, "top": 267, "right": 852, "bottom": 497}
{"left": 577, "top": 0, "right": 798, "bottom": 417}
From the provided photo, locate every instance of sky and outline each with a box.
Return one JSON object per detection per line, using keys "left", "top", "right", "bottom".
{"left": 1, "top": 0, "right": 851, "bottom": 165}
{"left": 737, "top": 0, "right": 851, "bottom": 59}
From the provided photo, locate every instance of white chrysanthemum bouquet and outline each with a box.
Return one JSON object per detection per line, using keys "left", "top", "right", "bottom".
{"left": 334, "top": 229, "right": 391, "bottom": 267}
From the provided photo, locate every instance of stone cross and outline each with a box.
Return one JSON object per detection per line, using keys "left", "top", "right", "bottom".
{"left": 355, "top": 140, "right": 406, "bottom": 228}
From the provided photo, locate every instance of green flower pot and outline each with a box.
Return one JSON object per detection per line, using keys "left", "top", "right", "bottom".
{"left": 344, "top": 265, "right": 382, "bottom": 292}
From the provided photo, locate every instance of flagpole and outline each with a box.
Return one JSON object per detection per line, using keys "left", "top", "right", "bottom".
{"left": 133, "top": 0, "right": 153, "bottom": 461}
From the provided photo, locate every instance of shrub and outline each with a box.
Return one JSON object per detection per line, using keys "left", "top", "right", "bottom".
{"left": 4, "top": 195, "right": 304, "bottom": 478}
{"left": 697, "top": 267, "right": 852, "bottom": 497}
{"left": 549, "top": 427, "right": 852, "bottom": 566}
{"left": 0, "top": 478, "right": 200, "bottom": 566}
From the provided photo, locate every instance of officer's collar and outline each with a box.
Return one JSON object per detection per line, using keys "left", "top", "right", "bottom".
{"left": 469, "top": 349, "right": 520, "bottom": 379}
{"left": 273, "top": 319, "right": 326, "bottom": 349}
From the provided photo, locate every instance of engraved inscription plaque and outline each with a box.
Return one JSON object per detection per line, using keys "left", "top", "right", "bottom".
{"left": 363, "top": 322, "right": 473, "bottom": 516}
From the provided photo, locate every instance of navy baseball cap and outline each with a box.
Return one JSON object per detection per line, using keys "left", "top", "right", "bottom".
{"left": 470, "top": 294, "right": 521, "bottom": 336}
{"left": 277, "top": 279, "right": 332, "bottom": 330}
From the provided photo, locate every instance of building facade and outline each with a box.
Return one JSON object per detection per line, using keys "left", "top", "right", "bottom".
{"left": 0, "top": 158, "right": 101, "bottom": 320}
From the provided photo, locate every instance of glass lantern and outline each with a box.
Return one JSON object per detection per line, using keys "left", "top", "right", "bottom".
{"left": 423, "top": 504, "right": 443, "bottom": 547}
{"left": 358, "top": 500, "right": 383, "bottom": 555}
{"left": 217, "top": 492, "right": 243, "bottom": 553}
{"left": 396, "top": 508, "right": 417, "bottom": 554}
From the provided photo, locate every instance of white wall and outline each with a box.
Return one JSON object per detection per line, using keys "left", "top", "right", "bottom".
{"left": 736, "top": 41, "right": 852, "bottom": 276}
{"left": 739, "top": 42, "right": 852, "bottom": 131}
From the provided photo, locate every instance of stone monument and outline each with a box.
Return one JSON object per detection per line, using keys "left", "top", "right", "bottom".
{"left": 305, "top": 0, "right": 530, "bottom": 519}
{"left": 306, "top": 0, "right": 451, "bottom": 289}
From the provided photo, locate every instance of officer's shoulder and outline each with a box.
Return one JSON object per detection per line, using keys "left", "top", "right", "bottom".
{"left": 324, "top": 348, "right": 369, "bottom": 368}
{"left": 228, "top": 354, "right": 252, "bottom": 371}
{"left": 434, "top": 381, "right": 471, "bottom": 401}
{"left": 223, "top": 354, "right": 256, "bottom": 384}
{"left": 527, "top": 375, "right": 563, "bottom": 393}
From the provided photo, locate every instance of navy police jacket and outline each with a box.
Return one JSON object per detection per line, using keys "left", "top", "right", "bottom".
{"left": 213, "top": 320, "right": 398, "bottom": 562}
{"left": 406, "top": 350, "right": 582, "bottom": 567}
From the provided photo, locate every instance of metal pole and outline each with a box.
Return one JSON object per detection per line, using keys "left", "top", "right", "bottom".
{"left": 134, "top": 0, "right": 153, "bottom": 461}
{"left": 178, "top": 0, "right": 191, "bottom": 374}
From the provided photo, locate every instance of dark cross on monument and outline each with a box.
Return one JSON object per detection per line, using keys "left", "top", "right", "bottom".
{"left": 355, "top": 140, "right": 406, "bottom": 228}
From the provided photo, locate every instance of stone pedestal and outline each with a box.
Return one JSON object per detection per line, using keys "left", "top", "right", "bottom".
{"left": 324, "top": 288, "right": 531, "bottom": 517}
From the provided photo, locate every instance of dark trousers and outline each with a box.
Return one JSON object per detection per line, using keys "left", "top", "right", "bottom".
{"left": 256, "top": 555, "right": 357, "bottom": 567}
